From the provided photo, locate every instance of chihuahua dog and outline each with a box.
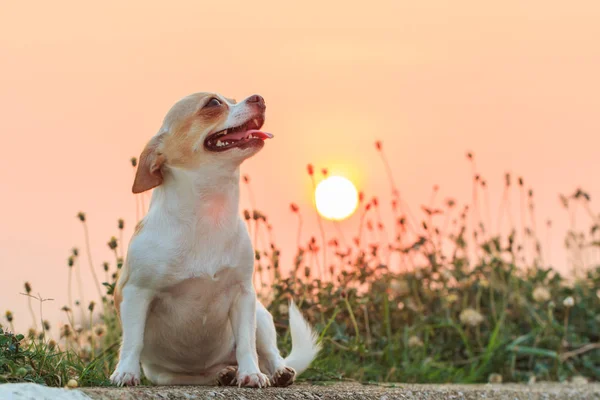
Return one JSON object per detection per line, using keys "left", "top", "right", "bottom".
{"left": 110, "top": 92, "right": 320, "bottom": 388}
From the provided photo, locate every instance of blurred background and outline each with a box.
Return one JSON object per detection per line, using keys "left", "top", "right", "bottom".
{"left": 1, "top": 0, "right": 600, "bottom": 333}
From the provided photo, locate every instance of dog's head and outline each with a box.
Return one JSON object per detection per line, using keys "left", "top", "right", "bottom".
{"left": 132, "top": 92, "right": 272, "bottom": 193}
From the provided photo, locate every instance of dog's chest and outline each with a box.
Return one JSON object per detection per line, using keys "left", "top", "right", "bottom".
{"left": 172, "top": 241, "right": 245, "bottom": 282}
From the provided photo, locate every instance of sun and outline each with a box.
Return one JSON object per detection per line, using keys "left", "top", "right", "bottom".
{"left": 315, "top": 176, "right": 359, "bottom": 221}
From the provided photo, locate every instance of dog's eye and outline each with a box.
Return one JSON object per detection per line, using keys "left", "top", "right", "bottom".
{"left": 204, "top": 98, "right": 222, "bottom": 108}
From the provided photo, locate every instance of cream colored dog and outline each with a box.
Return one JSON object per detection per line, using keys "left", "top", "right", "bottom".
{"left": 110, "top": 92, "right": 320, "bottom": 388}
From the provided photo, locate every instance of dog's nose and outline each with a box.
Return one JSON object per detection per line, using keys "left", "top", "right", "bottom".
{"left": 247, "top": 94, "right": 265, "bottom": 109}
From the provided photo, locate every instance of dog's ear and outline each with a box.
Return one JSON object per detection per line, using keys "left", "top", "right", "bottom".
{"left": 132, "top": 134, "right": 166, "bottom": 194}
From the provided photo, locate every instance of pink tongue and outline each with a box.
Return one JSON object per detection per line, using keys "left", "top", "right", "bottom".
{"left": 247, "top": 129, "right": 274, "bottom": 139}
{"left": 221, "top": 129, "right": 274, "bottom": 141}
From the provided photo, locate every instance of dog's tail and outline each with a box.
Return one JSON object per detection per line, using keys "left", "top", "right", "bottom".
{"left": 283, "top": 300, "right": 321, "bottom": 375}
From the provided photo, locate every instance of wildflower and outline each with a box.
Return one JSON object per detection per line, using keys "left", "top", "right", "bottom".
{"left": 408, "top": 335, "right": 423, "bottom": 348}
{"left": 242, "top": 175, "right": 250, "bottom": 183}
{"left": 459, "top": 308, "right": 484, "bottom": 327}
{"left": 466, "top": 152, "right": 473, "bottom": 160}
{"left": 107, "top": 237, "right": 118, "bottom": 250}
{"left": 118, "top": 219, "right": 125, "bottom": 230}
{"left": 304, "top": 266, "right": 310, "bottom": 278}
{"left": 67, "top": 379, "right": 79, "bottom": 389}
{"left": 103, "top": 262, "right": 109, "bottom": 272}
{"left": 321, "top": 168, "right": 328, "bottom": 176}
{"left": 406, "top": 299, "right": 422, "bottom": 313}
{"left": 358, "top": 191, "right": 364, "bottom": 203}
{"left": 390, "top": 280, "right": 410, "bottom": 297}
{"left": 375, "top": 141, "right": 382, "bottom": 151}
{"left": 24, "top": 282, "right": 32, "bottom": 294}
{"left": 307, "top": 164, "right": 314, "bottom": 176}
{"left": 5, "top": 310, "right": 13, "bottom": 323}
{"left": 74, "top": 324, "right": 83, "bottom": 334}
{"left": 88, "top": 301, "right": 96, "bottom": 312}
{"left": 243, "top": 210, "right": 251, "bottom": 221}
{"left": 48, "top": 339, "right": 57, "bottom": 350}
{"left": 532, "top": 286, "right": 551, "bottom": 303}
{"left": 397, "top": 302, "right": 405, "bottom": 310}
{"left": 43, "top": 320, "right": 51, "bottom": 331}
{"left": 77, "top": 212, "right": 86, "bottom": 222}
{"left": 563, "top": 296, "right": 575, "bottom": 308}
{"left": 290, "top": 203, "right": 299, "bottom": 213}
{"left": 61, "top": 325, "right": 72, "bottom": 339}
{"left": 94, "top": 324, "right": 106, "bottom": 337}
{"left": 79, "top": 344, "right": 92, "bottom": 361}
{"left": 28, "top": 328, "right": 36, "bottom": 339}
{"left": 72, "top": 248, "right": 79, "bottom": 257}
{"left": 130, "top": 157, "right": 137, "bottom": 167}
{"left": 278, "top": 304, "right": 288, "bottom": 315}
{"left": 446, "top": 294, "right": 459, "bottom": 304}
{"left": 441, "top": 269, "right": 454, "bottom": 281}
{"left": 68, "top": 256, "right": 75, "bottom": 267}
{"left": 488, "top": 373, "right": 503, "bottom": 384}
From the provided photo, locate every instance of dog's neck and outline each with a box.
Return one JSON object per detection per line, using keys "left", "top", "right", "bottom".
{"left": 150, "top": 164, "right": 241, "bottom": 229}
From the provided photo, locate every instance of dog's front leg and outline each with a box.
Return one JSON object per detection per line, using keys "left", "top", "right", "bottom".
{"left": 230, "top": 284, "right": 269, "bottom": 388}
{"left": 110, "top": 285, "right": 154, "bottom": 386}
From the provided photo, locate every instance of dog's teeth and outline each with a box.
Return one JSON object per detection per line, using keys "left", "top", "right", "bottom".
{"left": 217, "top": 140, "right": 223, "bottom": 146}
{"left": 253, "top": 118, "right": 258, "bottom": 126}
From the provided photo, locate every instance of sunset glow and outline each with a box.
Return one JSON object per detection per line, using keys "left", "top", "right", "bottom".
{"left": 315, "top": 176, "right": 358, "bottom": 221}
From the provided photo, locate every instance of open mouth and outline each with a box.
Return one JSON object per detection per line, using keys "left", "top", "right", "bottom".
{"left": 204, "top": 116, "right": 273, "bottom": 152}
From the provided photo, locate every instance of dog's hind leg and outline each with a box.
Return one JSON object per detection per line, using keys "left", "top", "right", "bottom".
{"left": 256, "top": 301, "right": 296, "bottom": 387}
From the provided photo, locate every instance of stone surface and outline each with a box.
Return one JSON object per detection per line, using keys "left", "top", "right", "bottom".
{"left": 2, "top": 382, "right": 599, "bottom": 400}
{"left": 80, "top": 382, "right": 600, "bottom": 400}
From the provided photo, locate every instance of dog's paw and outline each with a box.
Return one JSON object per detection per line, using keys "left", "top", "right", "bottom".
{"left": 110, "top": 365, "right": 141, "bottom": 387}
{"left": 237, "top": 371, "right": 270, "bottom": 388}
{"left": 217, "top": 366, "right": 238, "bottom": 386}
{"left": 271, "top": 366, "right": 296, "bottom": 387}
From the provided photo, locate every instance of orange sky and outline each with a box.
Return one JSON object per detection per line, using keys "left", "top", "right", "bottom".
{"left": 2, "top": 0, "right": 600, "bottom": 332}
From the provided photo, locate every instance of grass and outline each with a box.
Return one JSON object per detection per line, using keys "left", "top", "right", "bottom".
{"left": 1, "top": 144, "right": 599, "bottom": 387}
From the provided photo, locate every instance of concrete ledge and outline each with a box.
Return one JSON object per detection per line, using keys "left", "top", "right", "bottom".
{"left": 80, "top": 382, "right": 600, "bottom": 400}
